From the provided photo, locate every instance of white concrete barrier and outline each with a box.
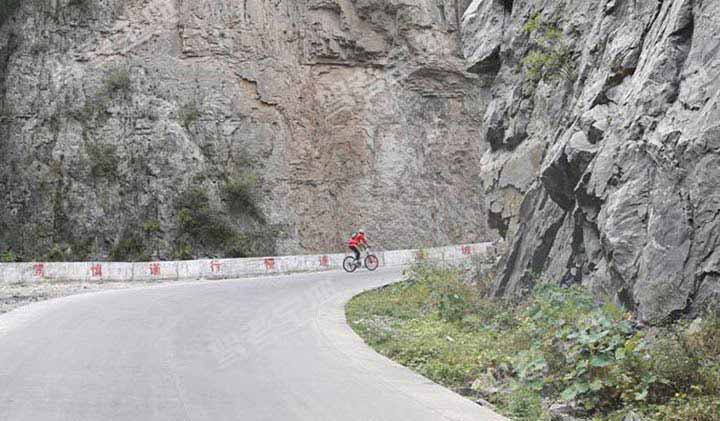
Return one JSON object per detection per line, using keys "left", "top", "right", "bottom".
{"left": 0, "top": 242, "right": 499, "bottom": 284}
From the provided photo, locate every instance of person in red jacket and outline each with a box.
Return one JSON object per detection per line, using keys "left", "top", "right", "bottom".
{"left": 348, "top": 229, "right": 369, "bottom": 265}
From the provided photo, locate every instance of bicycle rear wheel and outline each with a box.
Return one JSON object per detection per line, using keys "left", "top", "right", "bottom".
{"left": 343, "top": 256, "right": 358, "bottom": 273}
{"left": 365, "top": 254, "right": 379, "bottom": 271}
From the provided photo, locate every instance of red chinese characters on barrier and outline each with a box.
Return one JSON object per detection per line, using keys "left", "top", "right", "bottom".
{"left": 34, "top": 263, "right": 45, "bottom": 278}
{"left": 211, "top": 261, "right": 222, "bottom": 273}
{"left": 150, "top": 263, "right": 161, "bottom": 277}
{"left": 264, "top": 258, "right": 276, "bottom": 271}
{"left": 461, "top": 245, "right": 473, "bottom": 255}
{"left": 91, "top": 264, "right": 103, "bottom": 278}
{"left": 319, "top": 255, "right": 330, "bottom": 267}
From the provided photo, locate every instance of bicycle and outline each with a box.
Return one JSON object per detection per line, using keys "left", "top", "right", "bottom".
{"left": 343, "top": 248, "right": 379, "bottom": 273}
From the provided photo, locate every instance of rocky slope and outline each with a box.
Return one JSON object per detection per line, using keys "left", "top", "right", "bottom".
{"left": 0, "top": 0, "right": 493, "bottom": 261}
{"left": 461, "top": 0, "right": 720, "bottom": 322}
{"left": 1, "top": 0, "right": 719, "bottom": 322}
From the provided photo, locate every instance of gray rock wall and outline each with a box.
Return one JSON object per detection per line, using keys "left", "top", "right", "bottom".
{"left": 461, "top": 0, "right": 720, "bottom": 322}
{"left": 0, "top": 0, "right": 497, "bottom": 261}
{"left": 2, "top": 0, "right": 719, "bottom": 322}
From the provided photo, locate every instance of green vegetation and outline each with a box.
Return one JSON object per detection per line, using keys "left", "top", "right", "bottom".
{"left": 522, "top": 13, "right": 575, "bottom": 82}
{"left": 174, "top": 242, "right": 193, "bottom": 261}
{"left": 109, "top": 232, "right": 148, "bottom": 262}
{"left": 103, "top": 66, "right": 131, "bottom": 95}
{"left": 43, "top": 239, "right": 94, "bottom": 262}
{"left": 346, "top": 263, "right": 720, "bottom": 421}
{"left": 223, "top": 174, "right": 263, "bottom": 220}
{"left": 178, "top": 100, "right": 201, "bottom": 129}
{"left": 176, "top": 187, "right": 235, "bottom": 249}
{"left": 1, "top": 250, "right": 17, "bottom": 263}
{"left": 173, "top": 171, "right": 276, "bottom": 259}
{"left": 85, "top": 142, "right": 119, "bottom": 179}
{"left": 76, "top": 65, "right": 132, "bottom": 123}
{"left": 142, "top": 219, "right": 161, "bottom": 234}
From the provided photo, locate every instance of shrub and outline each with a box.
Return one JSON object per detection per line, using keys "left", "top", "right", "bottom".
{"left": 178, "top": 100, "right": 200, "bottom": 129}
{"left": 506, "top": 385, "right": 549, "bottom": 421}
{"left": 104, "top": 66, "right": 131, "bottom": 95}
{"left": 1, "top": 250, "right": 17, "bottom": 262}
{"left": 46, "top": 244, "right": 67, "bottom": 262}
{"left": 142, "top": 219, "right": 162, "bottom": 234}
{"left": 522, "top": 13, "right": 575, "bottom": 81}
{"left": 85, "top": 142, "right": 119, "bottom": 179}
{"left": 174, "top": 242, "right": 193, "bottom": 260}
{"left": 223, "top": 174, "right": 262, "bottom": 219}
{"left": 431, "top": 276, "right": 471, "bottom": 323}
{"left": 109, "top": 232, "right": 147, "bottom": 262}
{"left": 176, "top": 187, "right": 234, "bottom": 249}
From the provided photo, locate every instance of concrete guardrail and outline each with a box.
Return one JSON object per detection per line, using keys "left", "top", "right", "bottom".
{"left": 0, "top": 242, "right": 499, "bottom": 284}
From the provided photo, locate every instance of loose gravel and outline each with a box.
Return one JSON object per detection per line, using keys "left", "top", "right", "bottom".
{"left": 0, "top": 280, "right": 175, "bottom": 315}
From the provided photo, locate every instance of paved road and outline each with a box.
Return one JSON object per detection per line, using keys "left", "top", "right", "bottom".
{"left": 0, "top": 269, "right": 506, "bottom": 420}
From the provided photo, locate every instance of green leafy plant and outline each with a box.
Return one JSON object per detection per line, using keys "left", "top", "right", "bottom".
{"left": 522, "top": 13, "right": 575, "bottom": 81}
{"left": 347, "top": 264, "right": 720, "bottom": 420}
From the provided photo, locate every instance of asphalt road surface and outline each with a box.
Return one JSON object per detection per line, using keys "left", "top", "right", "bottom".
{"left": 0, "top": 268, "right": 506, "bottom": 420}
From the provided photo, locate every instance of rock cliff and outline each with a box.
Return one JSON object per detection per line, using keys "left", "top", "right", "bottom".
{"left": 1, "top": 0, "right": 719, "bottom": 321}
{"left": 461, "top": 0, "right": 720, "bottom": 322}
{"left": 0, "top": 0, "right": 493, "bottom": 260}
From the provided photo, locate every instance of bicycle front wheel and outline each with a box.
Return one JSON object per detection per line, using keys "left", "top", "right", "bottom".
{"left": 365, "top": 255, "right": 379, "bottom": 271}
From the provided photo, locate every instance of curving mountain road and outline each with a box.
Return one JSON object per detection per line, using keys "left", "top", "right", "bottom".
{"left": 0, "top": 269, "right": 506, "bottom": 420}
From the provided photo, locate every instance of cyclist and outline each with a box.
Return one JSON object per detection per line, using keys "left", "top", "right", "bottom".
{"left": 348, "top": 229, "right": 369, "bottom": 266}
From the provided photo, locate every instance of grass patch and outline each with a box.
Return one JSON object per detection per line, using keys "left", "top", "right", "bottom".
{"left": 346, "top": 263, "right": 720, "bottom": 420}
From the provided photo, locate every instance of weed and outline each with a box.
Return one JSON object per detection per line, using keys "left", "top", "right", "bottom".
{"left": 347, "top": 263, "right": 720, "bottom": 420}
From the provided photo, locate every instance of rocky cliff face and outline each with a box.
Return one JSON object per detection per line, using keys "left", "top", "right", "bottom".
{"left": 460, "top": 0, "right": 720, "bottom": 322}
{"left": 0, "top": 0, "right": 494, "bottom": 260}
{"left": 1, "top": 0, "right": 718, "bottom": 322}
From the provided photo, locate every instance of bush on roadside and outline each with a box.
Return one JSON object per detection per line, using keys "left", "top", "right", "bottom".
{"left": 347, "top": 263, "right": 720, "bottom": 421}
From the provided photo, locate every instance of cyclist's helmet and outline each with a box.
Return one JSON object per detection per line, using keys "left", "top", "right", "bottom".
{"left": 358, "top": 229, "right": 365, "bottom": 234}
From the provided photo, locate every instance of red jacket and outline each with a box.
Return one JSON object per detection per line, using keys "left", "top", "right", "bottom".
{"left": 349, "top": 232, "right": 367, "bottom": 247}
